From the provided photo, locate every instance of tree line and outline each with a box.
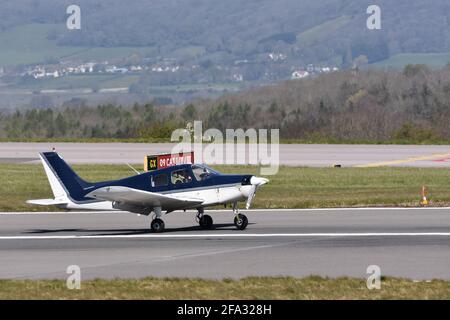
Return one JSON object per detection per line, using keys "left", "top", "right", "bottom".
{"left": 1, "top": 65, "right": 450, "bottom": 143}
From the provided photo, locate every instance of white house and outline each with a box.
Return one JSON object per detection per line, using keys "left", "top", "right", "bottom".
{"left": 291, "top": 70, "right": 310, "bottom": 79}
{"left": 233, "top": 73, "right": 244, "bottom": 82}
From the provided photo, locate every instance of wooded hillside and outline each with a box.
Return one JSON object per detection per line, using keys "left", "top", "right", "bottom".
{"left": 2, "top": 65, "right": 450, "bottom": 143}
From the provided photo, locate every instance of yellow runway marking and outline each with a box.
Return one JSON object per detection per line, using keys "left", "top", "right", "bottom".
{"left": 355, "top": 152, "right": 450, "bottom": 168}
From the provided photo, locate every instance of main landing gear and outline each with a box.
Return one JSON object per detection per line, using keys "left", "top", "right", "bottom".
{"left": 233, "top": 202, "right": 248, "bottom": 230}
{"left": 151, "top": 218, "right": 165, "bottom": 233}
{"left": 150, "top": 207, "right": 165, "bottom": 233}
{"left": 197, "top": 208, "right": 214, "bottom": 230}
{"left": 149, "top": 205, "right": 249, "bottom": 233}
{"left": 197, "top": 205, "right": 248, "bottom": 231}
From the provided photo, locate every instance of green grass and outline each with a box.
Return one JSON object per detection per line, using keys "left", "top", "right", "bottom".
{"left": 373, "top": 53, "right": 450, "bottom": 68}
{"left": 0, "top": 24, "right": 80, "bottom": 67}
{"left": 66, "top": 47, "right": 156, "bottom": 62}
{"left": 297, "top": 15, "right": 352, "bottom": 45}
{"left": 0, "top": 276, "right": 448, "bottom": 299}
{"left": 1, "top": 164, "right": 450, "bottom": 212}
{"left": 170, "top": 45, "right": 206, "bottom": 59}
{"left": 0, "top": 23, "right": 154, "bottom": 68}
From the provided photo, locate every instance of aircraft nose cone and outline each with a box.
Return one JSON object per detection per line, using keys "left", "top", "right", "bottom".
{"left": 250, "top": 176, "right": 269, "bottom": 186}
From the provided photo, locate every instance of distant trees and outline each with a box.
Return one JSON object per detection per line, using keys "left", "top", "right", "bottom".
{"left": 403, "top": 64, "right": 430, "bottom": 78}
{"left": 2, "top": 67, "right": 450, "bottom": 143}
{"left": 0, "top": 103, "right": 178, "bottom": 140}
{"left": 191, "top": 66, "right": 450, "bottom": 143}
{"left": 181, "top": 104, "right": 197, "bottom": 121}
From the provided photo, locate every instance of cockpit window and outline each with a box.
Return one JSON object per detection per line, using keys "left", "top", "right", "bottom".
{"left": 192, "top": 165, "right": 219, "bottom": 181}
{"left": 152, "top": 173, "right": 168, "bottom": 187}
{"left": 171, "top": 169, "right": 193, "bottom": 185}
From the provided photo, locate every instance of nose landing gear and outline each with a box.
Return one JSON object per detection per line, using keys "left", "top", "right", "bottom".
{"left": 232, "top": 202, "right": 248, "bottom": 230}
{"left": 234, "top": 214, "right": 248, "bottom": 230}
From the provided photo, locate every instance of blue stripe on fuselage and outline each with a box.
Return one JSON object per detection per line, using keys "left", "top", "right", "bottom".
{"left": 92, "top": 164, "right": 252, "bottom": 195}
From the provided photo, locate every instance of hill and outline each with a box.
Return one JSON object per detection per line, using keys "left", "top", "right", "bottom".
{"left": 0, "top": 0, "right": 449, "bottom": 68}
{"left": 1, "top": 0, "right": 450, "bottom": 110}
{"left": 0, "top": 23, "right": 155, "bottom": 68}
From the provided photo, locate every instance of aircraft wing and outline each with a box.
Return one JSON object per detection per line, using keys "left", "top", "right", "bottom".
{"left": 85, "top": 186, "right": 204, "bottom": 210}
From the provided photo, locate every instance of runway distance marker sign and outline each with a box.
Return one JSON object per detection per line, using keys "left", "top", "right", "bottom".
{"left": 144, "top": 152, "right": 195, "bottom": 171}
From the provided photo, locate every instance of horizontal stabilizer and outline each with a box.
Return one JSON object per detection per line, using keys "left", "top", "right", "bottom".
{"left": 26, "top": 199, "right": 68, "bottom": 206}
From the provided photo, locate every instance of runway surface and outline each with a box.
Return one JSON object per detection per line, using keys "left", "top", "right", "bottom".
{"left": 0, "top": 208, "right": 449, "bottom": 280}
{"left": 1, "top": 142, "right": 450, "bottom": 167}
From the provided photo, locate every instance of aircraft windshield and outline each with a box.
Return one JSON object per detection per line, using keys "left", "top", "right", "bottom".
{"left": 192, "top": 164, "right": 219, "bottom": 181}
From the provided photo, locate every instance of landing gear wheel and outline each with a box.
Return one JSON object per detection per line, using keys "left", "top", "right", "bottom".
{"left": 234, "top": 214, "right": 248, "bottom": 230}
{"left": 151, "top": 218, "right": 165, "bottom": 233}
{"left": 199, "top": 214, "right": 214, "bottom": 230}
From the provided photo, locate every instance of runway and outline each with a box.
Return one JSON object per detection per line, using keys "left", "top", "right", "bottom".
{"left": 1, "top": 142, "right": 450, "bottom": 167}
{"left": 0, "top": 208, "right": 449, "bottom": 280}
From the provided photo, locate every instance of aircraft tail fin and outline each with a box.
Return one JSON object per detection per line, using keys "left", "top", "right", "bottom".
{"left": 37, "top": 152, "right": 93, "bottom": 202}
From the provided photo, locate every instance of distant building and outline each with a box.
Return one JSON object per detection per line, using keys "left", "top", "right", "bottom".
{"left": 29, "top": 67, "right": 46, "bottom": 79}
{"left": 268, "top": 53, "right": 287, "bottom": 62}
{"left": 232, "top": 73, "right": 244, "bottom": 82}
{"left": 151, "top": 64, "right": 180, "bottom": 73}
{"left": 105, "top": 66, "right": 128, "bottom": 74}
{"left": 130, "top": 65, "right": 143, "bottom": 72}
{"left": 234, "top": 59, "right": 249, "bottom": 65}
{"left": 291, "top": 70, "right": 310, "bottom": 79}
{"left": 45, "top": 70, "right": 60, "bottom": 78}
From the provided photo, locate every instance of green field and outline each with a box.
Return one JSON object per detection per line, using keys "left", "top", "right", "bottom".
{"left": 0, "top": 23, "right": 154, "bottom": 68}
{"left": 10, "top": 74, "right": 241, "bottom": 92}
{"left": 297, "top": 15, "right": 352, "bottom": 45}
{"left": 1, "top": 163, "right": 450, "bottom": 212}
{"left": 373, "top": 53, "right": 450, "bottom": 68}
{"left": 0, "top": 276, "right": 448, "bottom": 299}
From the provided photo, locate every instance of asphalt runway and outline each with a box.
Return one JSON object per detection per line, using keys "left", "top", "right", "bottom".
{"left": 0, "top": 208, "right": 449, "bottom": 280}
{"left": 1, "top": 142, "right": 450, "bottom": 167}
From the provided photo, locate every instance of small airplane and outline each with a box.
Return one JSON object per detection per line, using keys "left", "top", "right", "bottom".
{"left": 27, "top": 152, "right": 269, "bottom": 232}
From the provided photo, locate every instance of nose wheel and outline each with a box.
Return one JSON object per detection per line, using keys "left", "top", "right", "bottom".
{"left": 232, "top": 202, "right": 248, "bottom": 230}
{"left": 234, "top": 214, "right": 248, "bottom": 230}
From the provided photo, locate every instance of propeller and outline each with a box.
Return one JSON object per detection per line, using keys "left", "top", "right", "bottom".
{"left": 246, "top": 176, "right": 269, "bottom": 209}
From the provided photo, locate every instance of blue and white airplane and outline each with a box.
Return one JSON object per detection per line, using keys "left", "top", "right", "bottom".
{"left": 27, "top": 152, "right": 269, "bottom": 232}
